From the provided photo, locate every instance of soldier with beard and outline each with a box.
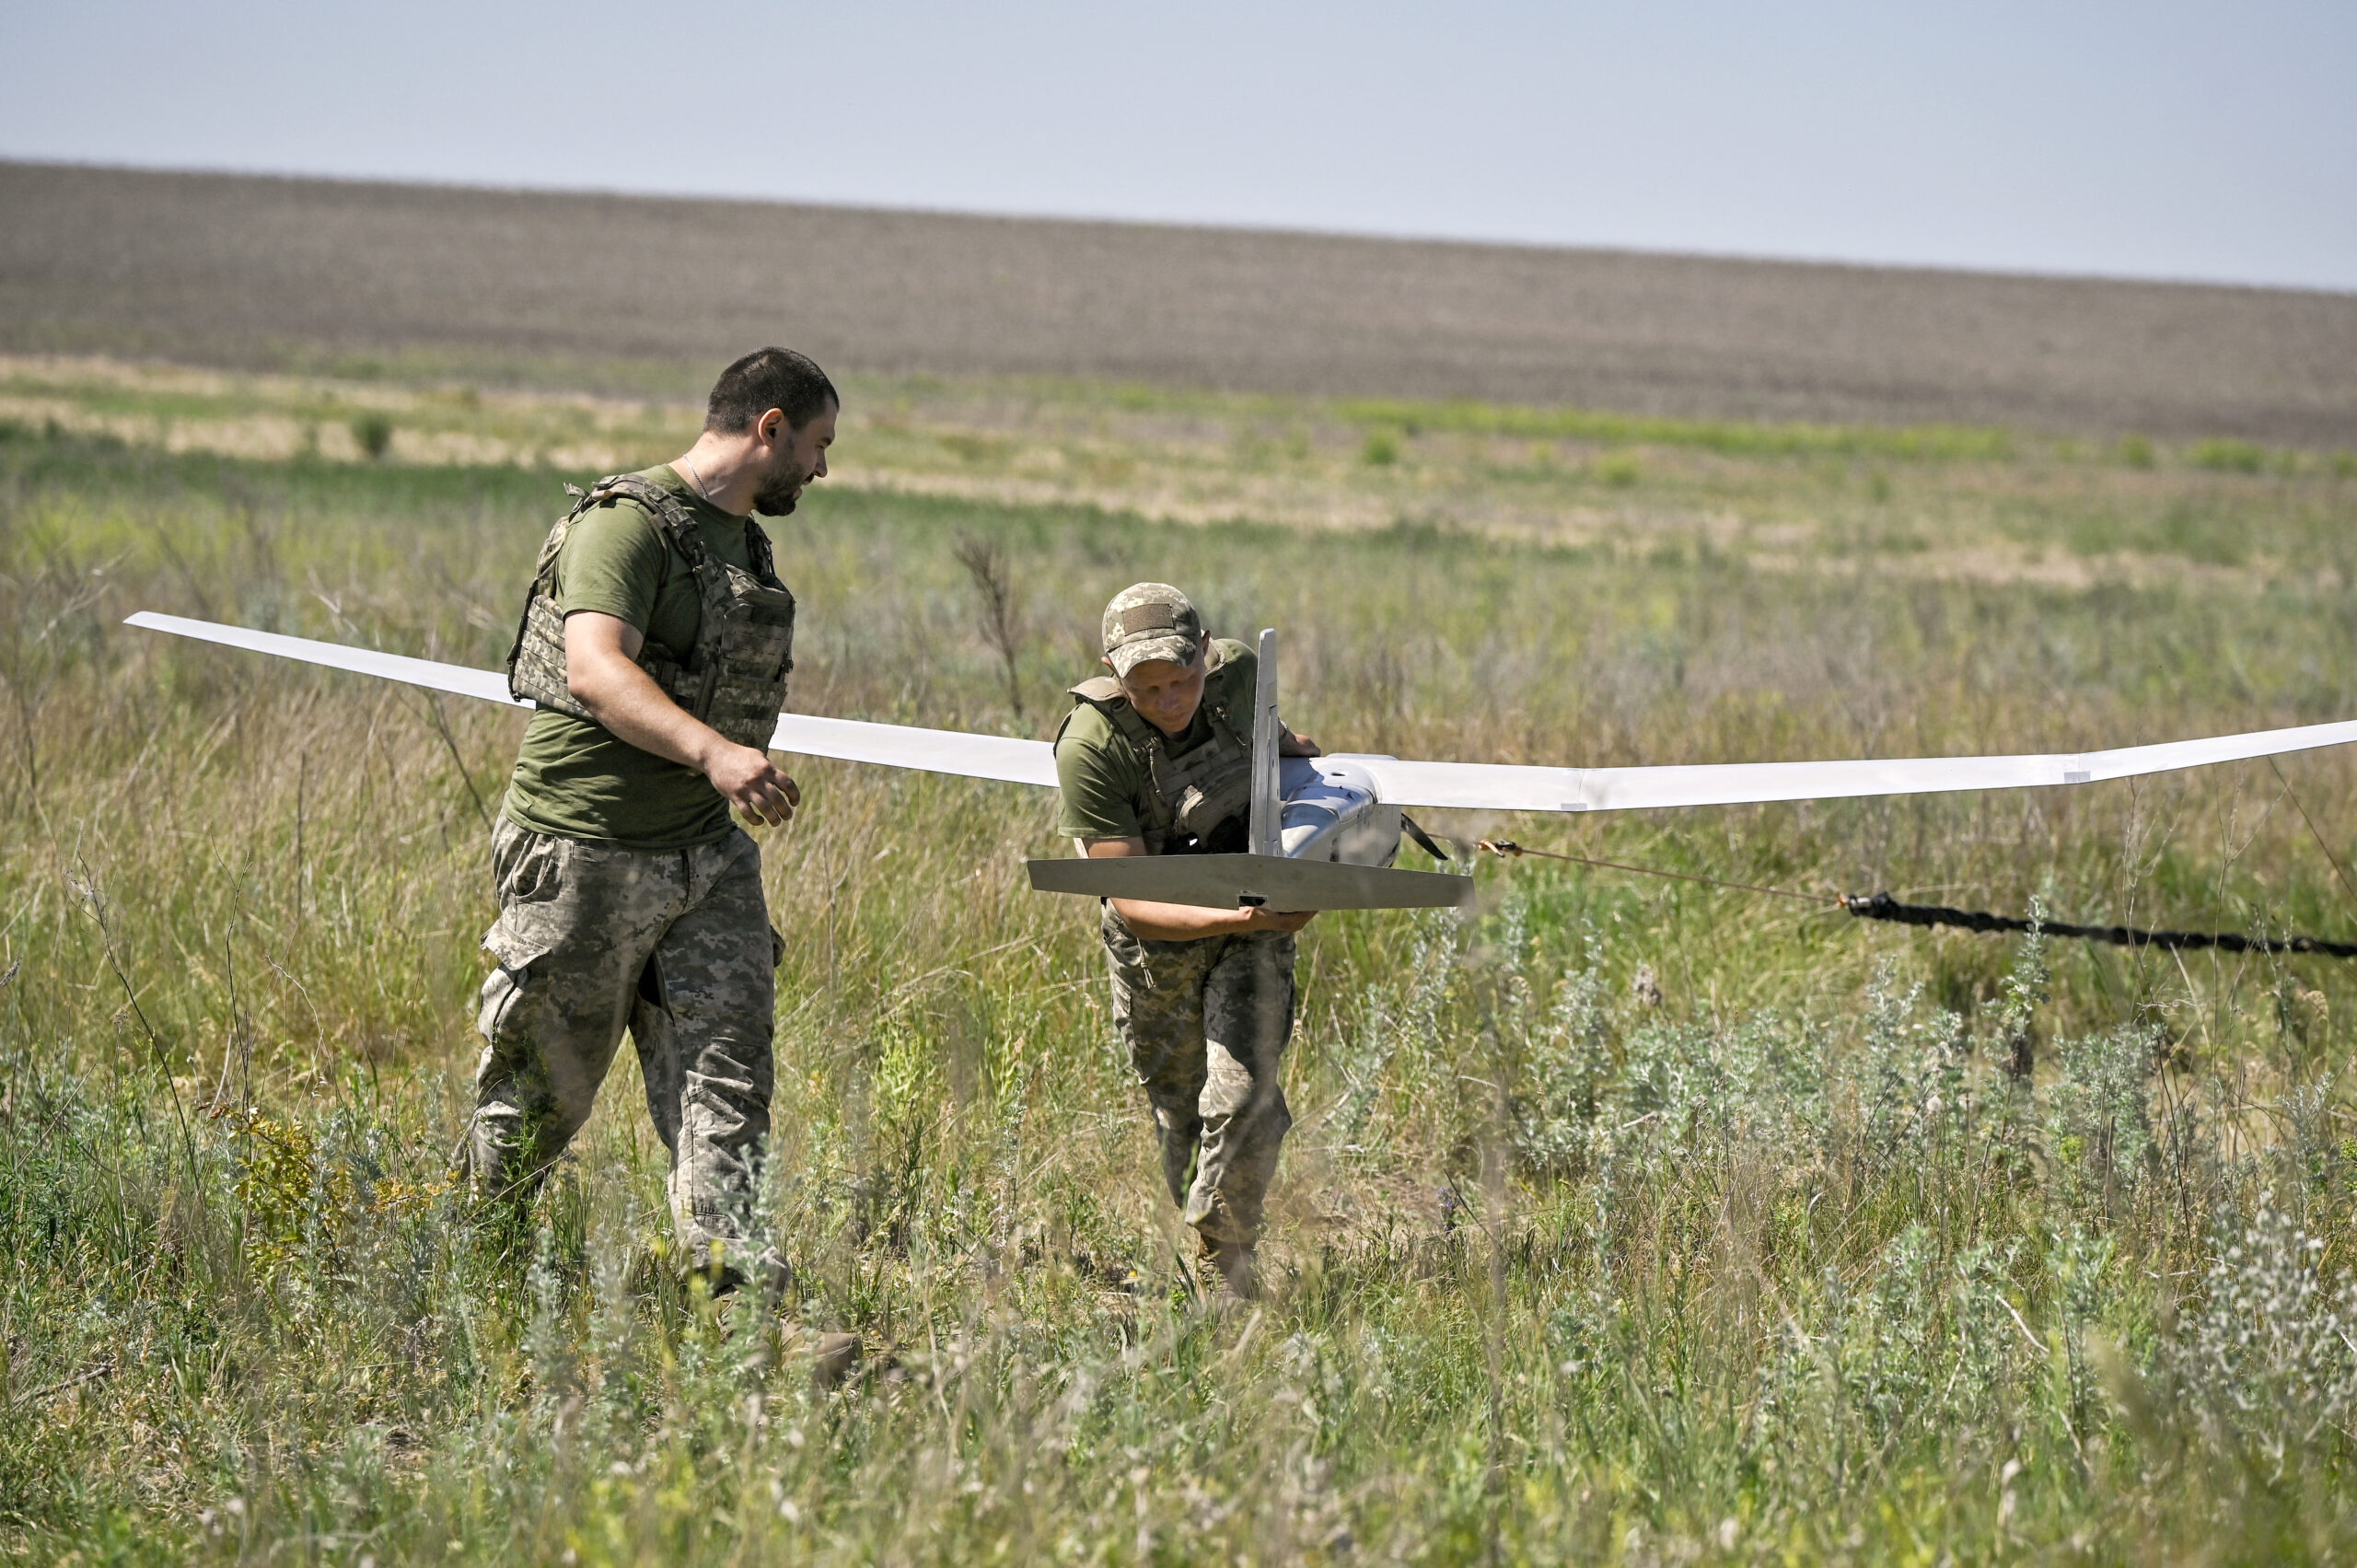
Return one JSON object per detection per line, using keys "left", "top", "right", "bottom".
{"left": 470, "top": 347, "right": 833, "bottom": 1295}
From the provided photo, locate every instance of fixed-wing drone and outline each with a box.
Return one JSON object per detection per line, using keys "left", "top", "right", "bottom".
{"left": 128, "top": 611, "right": 2357, "bottom": 912}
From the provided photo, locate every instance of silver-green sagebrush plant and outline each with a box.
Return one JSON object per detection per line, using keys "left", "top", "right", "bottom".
{"left": 6, "top": 395, "right": 2357, "bottom": 1562}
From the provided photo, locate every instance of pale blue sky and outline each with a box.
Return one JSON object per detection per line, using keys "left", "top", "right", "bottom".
{"left": 5, "top": 1, "right": 2351, "bottom": 291}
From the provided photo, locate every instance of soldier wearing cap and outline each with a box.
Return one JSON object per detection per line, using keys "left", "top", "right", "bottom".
{"left": 1053, "top": 584, "right": 1321, "bottom": 1300}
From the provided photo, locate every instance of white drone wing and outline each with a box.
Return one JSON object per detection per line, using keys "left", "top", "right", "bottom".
{"left": 126, "top": 611, "right": 2357, "bottom": 808}
{"left": 1337, "top": 720, "right": 2357, "bottom": 816}
{"left": 125, "top": 611, "right": 1059, "bottom": 785}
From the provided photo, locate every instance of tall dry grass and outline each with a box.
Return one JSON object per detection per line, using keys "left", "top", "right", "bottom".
{"left": 5, "top": 394, "right": 2357, "bottom": 1562}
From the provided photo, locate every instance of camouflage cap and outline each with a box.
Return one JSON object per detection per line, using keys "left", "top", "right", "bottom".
{"left": 1101, "top": 583, "right": 1206, "bottom": 678}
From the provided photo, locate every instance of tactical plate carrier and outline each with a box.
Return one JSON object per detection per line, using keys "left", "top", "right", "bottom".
{"left": 1058, "top": 644, "right": 1257, "bottom": 854}
{"left": 505, "top": 474, "right": 796, "bottom": 751}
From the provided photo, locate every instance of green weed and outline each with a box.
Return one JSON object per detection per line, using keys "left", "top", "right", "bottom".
{"left": 2189, "top": 438, "right": 2266, "bottom": 474}
{"left": 351, "top": 411, "right": 394, "bottom": 460}
{"left": 1593, "top": 449, "right": 1642, "bottom": 489}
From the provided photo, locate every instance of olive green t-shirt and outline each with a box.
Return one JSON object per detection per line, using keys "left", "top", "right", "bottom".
{"left": 500, "top": 466, "right": 768, "bottom": 850}
{"left": 1053, "top": 639, "right": 1257, "bottom": 842}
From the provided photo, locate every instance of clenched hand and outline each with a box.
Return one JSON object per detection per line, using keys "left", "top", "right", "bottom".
{"left": 704, "top": 742, "right": 801, "bottom": 827}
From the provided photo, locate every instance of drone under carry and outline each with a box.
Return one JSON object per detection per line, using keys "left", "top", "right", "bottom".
{"left": 127, "top": 611, "right": 2357, "bottom": 913}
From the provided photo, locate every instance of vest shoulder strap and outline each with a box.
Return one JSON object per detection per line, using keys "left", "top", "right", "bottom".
{"left": 587, "top": 473, "right": 709, "bottom": 560}
{"left": 597, "top": 473, "right": 788, "bottom": 591}
{"left": 1064, "top": 663, "right": 1259, "bottom": 757}
{"left": 743, "top": 517, "right": 780, "bottom": 584}
{"left": 1197, "top": 652, "right": 1258, "bottom": 744}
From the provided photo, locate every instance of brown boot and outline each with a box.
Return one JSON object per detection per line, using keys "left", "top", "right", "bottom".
{"left": 1199, "top": 1237, "right": 1260, "bottom": 1305}
{"left": 809, "top": 1331, "right": 864, "bottom": 1391}
{"left": 710, "top": 1247, "right": 793, "bottom": 1305}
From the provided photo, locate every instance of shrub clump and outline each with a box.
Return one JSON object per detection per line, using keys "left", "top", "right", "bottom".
{"left": 350, "top": 412, "right": 394, "bottom": 460}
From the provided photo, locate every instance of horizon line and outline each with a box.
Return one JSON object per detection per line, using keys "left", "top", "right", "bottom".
{"left": 10, "top": 154, "right": 2351, "bottom": 303}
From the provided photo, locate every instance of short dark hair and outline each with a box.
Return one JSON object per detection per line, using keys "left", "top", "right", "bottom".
{"left": 704, "top": 347, "right": 839, "bottom": 436}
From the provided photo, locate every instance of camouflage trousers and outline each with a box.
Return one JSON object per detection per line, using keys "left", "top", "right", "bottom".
{"left": 470, "top": 818, "right": 780, "bottom": 1275}
{"left": 1101, "top": 904, "right": 1296, "bottom": 1249}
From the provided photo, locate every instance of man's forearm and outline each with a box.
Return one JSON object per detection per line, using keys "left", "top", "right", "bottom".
{"left": 570, "top": 655, "right": 730, "bottom": 771}
{"left": 561, "top": 616, "right": 797, "bottom": 828}
{"left": 1109, "top": 898, "right": 1264, "bottom": 941}
{"left": 1084, "top": 836, "right": 1312, "bottom": 939}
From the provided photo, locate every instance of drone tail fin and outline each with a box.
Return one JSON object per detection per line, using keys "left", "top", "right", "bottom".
{"left": 1248, "top": 627, "right": 1282, "bottom": 857}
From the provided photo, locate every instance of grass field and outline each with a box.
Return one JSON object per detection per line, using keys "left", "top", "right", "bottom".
{"left": 7, "top": 355, "right": 2357, "bottom": 1562}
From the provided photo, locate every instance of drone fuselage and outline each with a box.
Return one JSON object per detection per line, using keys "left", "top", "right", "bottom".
{"left": 1275, "top": 756, "right": 1402, "bottom": 868}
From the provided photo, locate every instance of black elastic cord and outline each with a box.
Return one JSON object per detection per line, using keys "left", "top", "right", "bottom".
{"left": 1840, "top": 891, "right": 2357, "bottom": 958}
{"left": 1476, "top": 840, "right": 2357, "bottom": 959}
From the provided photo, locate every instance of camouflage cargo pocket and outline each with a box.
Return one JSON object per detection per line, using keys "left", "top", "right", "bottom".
{"left": 476, "top": 922, "right": 551, "bottom": 1046}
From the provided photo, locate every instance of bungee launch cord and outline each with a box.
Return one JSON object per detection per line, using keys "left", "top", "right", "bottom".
{"left": 1833, "top": 890, "right": 2357, "bottom": 958}
{"left": 1474, "top": 839, "right": 2357, "bottom": 958}
{"left": 1476, "top": 839, "right": 1830, "bottom": 907}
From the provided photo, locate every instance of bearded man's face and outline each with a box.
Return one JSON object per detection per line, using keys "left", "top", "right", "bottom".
{"left": 753, "top": 401, "right": 838, "bottom": 516}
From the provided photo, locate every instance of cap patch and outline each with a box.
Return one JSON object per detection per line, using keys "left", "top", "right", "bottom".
{"left": 1119, "top": 604, "right": 1181, "bottom": 635}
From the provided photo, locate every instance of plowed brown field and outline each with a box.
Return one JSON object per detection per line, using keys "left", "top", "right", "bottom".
{"left": 4, "top": 160, "right": 2353, "bottom": 444}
